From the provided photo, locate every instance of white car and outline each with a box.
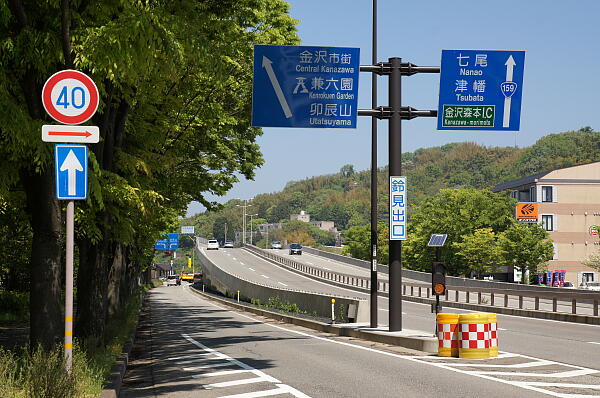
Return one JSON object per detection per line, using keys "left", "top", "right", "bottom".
{"left": 271, "top": 241, "right": 282, "bottom": 249}
{"left": 207, "top": 239, "right": 219, "bottom": 250}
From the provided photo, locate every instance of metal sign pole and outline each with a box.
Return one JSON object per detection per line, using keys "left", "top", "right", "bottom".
{"left": 65, "top": 200, "right": 74, "bottom": 372}
{"left": 388, "top": 57, "right": 403, "bottom": 332}
{"left": 369, "top": 0, "right": 379, "bottom": 329}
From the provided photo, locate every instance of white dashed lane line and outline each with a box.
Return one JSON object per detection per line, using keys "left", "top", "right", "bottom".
{"left": 261, "top": 274, "right": 270, "bottom": 279}
{"left": 278, "top": 282, "right": 288, "bottom": 287}
{"left": 248, "top": 268, "right": 255, "bottom": 272}
{"left": 588, "top": 342, "right": 600, "bottom": 345}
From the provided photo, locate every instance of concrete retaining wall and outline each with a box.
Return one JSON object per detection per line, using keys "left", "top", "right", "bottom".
{"left": 195, "top": 247, "right": 368, "bottom": 323}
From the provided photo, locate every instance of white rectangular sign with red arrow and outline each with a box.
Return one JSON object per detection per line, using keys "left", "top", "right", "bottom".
{"left": 42, "top": 125, "right": 99, "bottom": 143}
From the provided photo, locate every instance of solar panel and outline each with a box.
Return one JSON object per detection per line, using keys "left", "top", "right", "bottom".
{"left": 427, "top": 234, "right": 448, "bottom": 247}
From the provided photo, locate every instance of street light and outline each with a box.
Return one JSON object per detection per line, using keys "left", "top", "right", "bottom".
{"left": 236, "top": 198, "right": 253, "bottom": 245}
{"left": 248, "top": 214, "right": 258, "bottom": 245}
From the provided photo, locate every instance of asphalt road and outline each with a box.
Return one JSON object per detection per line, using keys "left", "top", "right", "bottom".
{"left": 120, "top": 284, "right": 593, "bottom": 398}
{"left": 201, "top": 247, "right": 600, "bottom": 371}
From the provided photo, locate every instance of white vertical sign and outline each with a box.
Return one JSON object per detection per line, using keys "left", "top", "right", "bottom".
{"left": 181, "top": 226, "right": 195, "bottom": 234}
{"left": 389, "top": 176, "right": 407, "bottom": 240}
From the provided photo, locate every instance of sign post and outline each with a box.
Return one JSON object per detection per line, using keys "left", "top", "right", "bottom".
{"left": 42, "top": 69, "right": 98, "bottom": 373}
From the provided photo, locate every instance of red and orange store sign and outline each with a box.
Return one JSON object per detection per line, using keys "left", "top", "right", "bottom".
{"left": 516, "top": 202, "right": 538, "bottom": 222}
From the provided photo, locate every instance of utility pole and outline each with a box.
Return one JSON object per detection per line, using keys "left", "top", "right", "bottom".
{"left": 369, "top": 0, "right": 379, "bottom": 329}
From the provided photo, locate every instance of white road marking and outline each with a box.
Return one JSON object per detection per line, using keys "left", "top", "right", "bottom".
{"left": 261, "top": 275, "right": 270, "bottom": 279}
{"left": 168, "top": 352, "right": 214, "bottom": 361}
{"left": 447, "top": 360, "right": 554, "bottom": 368}
{"left": 232, "top": 257, "right": 237, "bottom": 261}
{"left": 180, "top": 334, "right": 310, "bottom": 397}
{"left": 278, "top": 282, "right": 288, "bottom": 287}
{"left": 176, "top": 354, "right": 227, "bottom": 364}
{"left": 240, "top": 262, "right": 245, "bottom": 265}
{"left": 192, "top": 369, "right": 252, "bottom": 379}
{"left": 588, "top": 341, "right": 600, "bottom": 345}
{"left": 186, "top": 288, "right": 600, "bottom": 398}
{"left": 248, "top": 268, "right": 255, "bottom": 272}
{"left": 306, "top": 262, "right": 314, "bottom": 265}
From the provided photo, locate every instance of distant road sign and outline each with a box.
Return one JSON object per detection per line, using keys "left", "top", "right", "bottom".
{"left": 438, "top": 50, "right": 525, "bottom": 131}
{"left": 181, "top": 226, "right": 195, "bottom": 234}
{"left": 389, "top": 176, "right": 407, "bottom": 240}
{"left": 252, "top": 45, "right": 360, "bottom": 128}
{"left": 42, "top": 125, "right": 99, "bottom": 143}
{"left": 42, "top": 70, "right": 99, "bottom": 125}
{"left": 154, "top": 233, "right": 179, "bottom": 250}
{"left": 55, "top": 144, "right": 88, "bottom": 200}
{"left": 516, "top": 202, "right": 538, "bottom": 222}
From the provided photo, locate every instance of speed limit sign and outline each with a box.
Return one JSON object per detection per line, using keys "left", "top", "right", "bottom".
{"left": 42, "top": 70, "right": 99, "bottom": 125}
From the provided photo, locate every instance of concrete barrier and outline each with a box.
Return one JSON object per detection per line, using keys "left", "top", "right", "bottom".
{"left": 196, "top": 246, "right": 368, "bottom": 323}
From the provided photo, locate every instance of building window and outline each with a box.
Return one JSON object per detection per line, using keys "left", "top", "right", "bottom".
{"left": 542, "top": 215, "right": 554, "bottom": 231}
{"left": 541, "top": 186, "right": 553, "bottom": 202}
{"left": 529, "top": 186, "right": 537, "bottom": 202}
{"left": 583, "top": 272, "right": 594, "bottom": 283}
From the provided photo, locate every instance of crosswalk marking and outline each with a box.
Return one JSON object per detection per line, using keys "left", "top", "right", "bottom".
{"left": 192, "top": 369, "right": 252, "bottom": 379}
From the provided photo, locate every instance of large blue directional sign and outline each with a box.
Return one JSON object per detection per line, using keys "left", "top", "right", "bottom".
{"left": 252, "top": 45, "right": 360, "bottom": 129}
{"left": 438, "top": 50, "right": 525, "bottom": 131}
{"left": 55, "top": 144, "right": 88, "bottom": 200}
{"left": 154, "top": 234, "right": 179, "bottom": 250}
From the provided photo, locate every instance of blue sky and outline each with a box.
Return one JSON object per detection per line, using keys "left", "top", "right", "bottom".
{"left": 186, "top": 0, "right": 600, "bottom": 216}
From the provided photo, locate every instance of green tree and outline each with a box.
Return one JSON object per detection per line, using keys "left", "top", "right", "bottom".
{"left": 404, "top": 189, "right": 516, "bottom": 276}
{"left": 1, "top": 0, "right": 298, "bottom": 347}
{"left": 497, "top": 223, "right": 554, "bottom": 284}
{"left": 452, "top": 228, "right": 504, "bottom": 278}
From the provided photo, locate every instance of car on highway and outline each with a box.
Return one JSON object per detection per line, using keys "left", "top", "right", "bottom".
{"left": 223, "top": 240, "right": 234, "bottom": 248}
{"left": 166, "top": 275, "right": 181, "bottom": 286}
{"left": 289, "top": 243, "right": 302, "bottom": 255}
{"left": 207, "top": 239, "right": 219, "bottom": 250}
{"left": 271, "top": 241, "right": 282, "bottom": 249}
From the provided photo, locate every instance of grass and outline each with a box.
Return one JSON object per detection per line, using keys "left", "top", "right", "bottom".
{"left": 0, "top": 290, "right": 29, "bottom": 324}
{"left": 0, "top": 281, "right": 159, "bottom": 397}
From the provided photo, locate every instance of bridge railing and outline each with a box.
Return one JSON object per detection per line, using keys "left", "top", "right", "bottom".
{"left": 243, "top": 244, "right": 600, "bottom": 319}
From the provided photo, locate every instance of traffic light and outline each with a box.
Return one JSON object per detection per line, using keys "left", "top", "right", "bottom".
{"left": 432, "top": 262, "right": 446, "bottom": 295}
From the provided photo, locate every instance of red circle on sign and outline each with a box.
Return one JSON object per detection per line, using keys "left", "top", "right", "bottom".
{"left": 42, "top": 70, "right": 99, "bottom": 125}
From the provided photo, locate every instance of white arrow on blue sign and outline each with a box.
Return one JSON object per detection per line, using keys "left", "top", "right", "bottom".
{"left": 55, "top": 144, "right": 88, "bottom": 200}
{"left": 437, "top": 49, "right": 525, "bottom": 131}
{"left": 252, "top": 45, "right": 360, "bottom": 129}
{"left": 154, "top": 233, "right": 179, "bottom": 250}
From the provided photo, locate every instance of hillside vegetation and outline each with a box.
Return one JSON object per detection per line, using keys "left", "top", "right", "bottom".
{"left": 190, "top": 128, "right": 599, "bottom": 238}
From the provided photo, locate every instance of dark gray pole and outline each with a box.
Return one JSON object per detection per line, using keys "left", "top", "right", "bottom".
{"left": 370, "top": 0, "right": 378, "bottom": 329}
{"left": 389, "top": 57, "right": 403, "bottom": 331}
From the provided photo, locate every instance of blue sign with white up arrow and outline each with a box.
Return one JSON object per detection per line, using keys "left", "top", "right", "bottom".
{"left": 437, "top": 49, "right": 525, "bottom": 131}
{"left": 55, "top": 144, "right": 88, "bottom": 200}
{"left": 252, "top": 45, "right": 360, "bottom": 129}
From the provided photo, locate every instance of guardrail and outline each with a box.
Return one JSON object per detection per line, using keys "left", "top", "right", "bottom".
{"left": 195, "top": 245, "right": 369, "bottom": 322}
{"left": 244, "top": 244, "right": 600, "bottom": 322}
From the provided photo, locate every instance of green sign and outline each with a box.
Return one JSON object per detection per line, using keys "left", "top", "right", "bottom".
{"left": 441, "top": 104, "right": 495, "bottom": 128}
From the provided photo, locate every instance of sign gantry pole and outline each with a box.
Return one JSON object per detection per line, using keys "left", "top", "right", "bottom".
{"left": 388, "top": 57, "right": 403, "bottom": 332}
{"left": 358, "top": 61, "right": 440, "bottom": 332}
{"left": 369, "top": 0, "right": 378, "bottom": 329}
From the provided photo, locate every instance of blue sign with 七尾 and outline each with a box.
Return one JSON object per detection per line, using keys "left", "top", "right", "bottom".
{"left": 438, "top": 50, "right": 525, "bottom": 131}
{"left": 389, "top": 176, "right": 407, "bottom": 241}
{"left": 55, "top": 144, "right": 88, "bottom": 200}
{"left": 252, "top": 45, "right": 360, "bottom": 128}
{"left": 154, "top": 233, "right": 179, "bottom": 250}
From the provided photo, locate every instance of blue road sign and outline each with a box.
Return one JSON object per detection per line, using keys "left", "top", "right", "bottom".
{"left": 389, "top": 176, "right": 407, "bottom": 241}
{"left": 55, "top": 144, "right": 88, "bottom": 200}
{"left": 252, "top": 45, "right": 360, "bottom": 128}
{"left": 154, "top": 233, "right": 179, "bottom": 250}
{"left": 437, "top": 50, "right": 525, "bottom": 131}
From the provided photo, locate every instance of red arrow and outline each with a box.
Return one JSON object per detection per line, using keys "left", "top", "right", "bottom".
{"left": 48, "top": 130, "right": 92, "bottom": 137}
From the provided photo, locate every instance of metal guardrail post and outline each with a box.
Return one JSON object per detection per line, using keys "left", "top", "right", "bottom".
{"left": 490, "top": 293, "right": 495, "bottom": 306}
{"left": 478, "top": 292, "right": 482, "bottom": 304}
{"left": 466, "top": 291, "right": 470, "bottom": 303}
{"left": 535, "top": 297, "right": 539, "bottom": 310}
{"left": 455, "top": 290, "right": 459, "bottom": 302}
{"left": 595, "top": 300, "right": 599, "bottom": 316}
{"left": 552, "top": 298, "right": 558, "bottom": 312}
{"left": 519, "top": 295, "right": 523, "bottom": 309}
{"left": 572, "top": 299, "right": 577, "bottom": 314}
{"left": 504, "top": 294, "right": 508, "bottom": 307}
